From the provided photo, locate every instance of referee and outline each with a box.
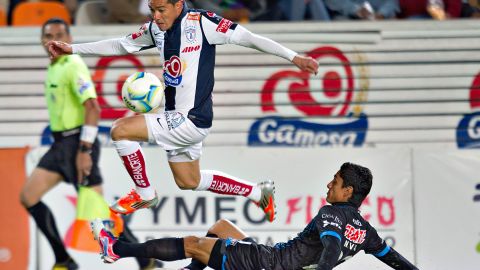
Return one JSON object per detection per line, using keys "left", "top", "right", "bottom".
{"left": 19, "top": 18, "right": 161, "bottom": 270}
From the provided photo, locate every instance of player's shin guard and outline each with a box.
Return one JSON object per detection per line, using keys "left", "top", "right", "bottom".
{"left": 114, "top": 237, "right": 186, "bottom": 261}
{"left": 113, "top": 140, "right": 155, "bottom": 200}
{"left": 196, "top": 170, "right": 261, "bottom": 202}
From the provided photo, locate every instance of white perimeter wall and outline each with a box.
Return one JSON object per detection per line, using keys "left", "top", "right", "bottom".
{"left": 26, "top": 146, "right": 480, "bottom": 269}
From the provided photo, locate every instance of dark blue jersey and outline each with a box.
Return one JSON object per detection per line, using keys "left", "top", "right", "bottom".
{"left": 272, "top": 202, "right": 389, "bottom": 269}
{"left": 220, "top": 202, "right": 393, "bottom": 270}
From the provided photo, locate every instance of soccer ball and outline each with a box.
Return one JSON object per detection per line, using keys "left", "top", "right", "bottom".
{"left": 121, "top": 72, "right": 164, "bottom": 113}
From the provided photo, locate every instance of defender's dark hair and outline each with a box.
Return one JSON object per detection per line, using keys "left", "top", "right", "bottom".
{"left": 41, "top": 18, "right": 70, "bottom": 36}
{"left": 339, "top": 162, "right": 373, "bottom": 207}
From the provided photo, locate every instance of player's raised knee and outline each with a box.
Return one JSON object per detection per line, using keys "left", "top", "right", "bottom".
{"left": 110, "top": 119, "right": 129, "bottom": 141}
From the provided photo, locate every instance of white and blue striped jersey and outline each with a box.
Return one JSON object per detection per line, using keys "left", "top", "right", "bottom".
{"left": 73, "top": 4, "right": 297, "bottom": 128}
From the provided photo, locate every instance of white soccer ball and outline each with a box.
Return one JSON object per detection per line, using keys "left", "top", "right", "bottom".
{"left": 121, "top": 72, "right": 164, "bottom": 113}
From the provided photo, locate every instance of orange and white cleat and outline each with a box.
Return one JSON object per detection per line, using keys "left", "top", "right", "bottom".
{"left": 254, "top": 180, "right": 276, "bottom": 222}
{"left": 109, "top": 189, "right": 159, "bottom": 215}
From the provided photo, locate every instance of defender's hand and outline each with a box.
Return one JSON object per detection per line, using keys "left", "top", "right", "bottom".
{"left": 46, "top": 40, "right": 73, "bottom": 59}
{"left": 292, "top": 55, "right": 319, "bottom": 75}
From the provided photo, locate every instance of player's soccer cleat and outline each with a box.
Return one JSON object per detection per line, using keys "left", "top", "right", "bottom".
{"left": 110, "top": 189, "right": 159, "bottom": 215}
{"left": 51, "top": 257, "right": 78, "bottom": 270}
{"left": 91, "top": 218, "right": 120, "bottom": 263}
{"left": 254, "top": 180, "right": 276, "bottom": 222}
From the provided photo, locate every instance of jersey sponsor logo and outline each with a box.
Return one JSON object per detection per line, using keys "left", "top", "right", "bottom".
{"left": 126, "top": 152, "right": 147, "bottom": 187}
{"left": 209, "top": 179, "right": 251, "bottom": 196}
{"left": 187, "top": 13, "right": 201, "bottom": 21}
{"left": 323, "top": 220, "right": 342, "bottom": 230}
{"left": 344, "top": 240, "right": 358, "bottom": 251}
{"left": 184, "top": 26, "right": 197, "bottom": 43}
{"left": 163, "top": 55, "right": 184, "bottom": 87}
{"left": 181, "top": 45, "right": 200, "bottom": 53}
{"left": 321, "top": 213, "right": 343, "bottom": 225}
{"left": 216, "top": 18, "right": 233, "bottom": 33}
{"left": 131, "top": 24, "right": 148, "bottom": 40}
{"left": 352, "top": 219, "right": 362, "bottom": 226}
{"left": 344, "top": 224, "right": 366, "bottom": 244}
{"left": 248, "top": 46, "right": 369, "bottom": 147}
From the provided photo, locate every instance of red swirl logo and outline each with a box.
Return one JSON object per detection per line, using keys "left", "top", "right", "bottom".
{"left": 92, "top": 55, "right": 144, "bottom": 119}
{"left": 470, "top": 72, "right": 480, "bottom": 109}
{"left": 164, "top": 55, "right": 182, "bottom": 78}
{"left": 261, "top": 46, "right": 354, "bottom": 116}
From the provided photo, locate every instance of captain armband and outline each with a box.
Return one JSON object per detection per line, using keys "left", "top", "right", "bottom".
{"left": 80, "top": 125, "right": 98, "bottom": 144}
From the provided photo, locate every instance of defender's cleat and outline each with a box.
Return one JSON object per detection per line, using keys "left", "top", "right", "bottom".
{"left": 91, "top": 218, "right": 120, "bottom": 263}
{"left": 110, "top": 189, "right": 159, "bottom": 215}
{"left": 52, "top": 258, "right": 78, "bottom": 270}
{"left": 255, "top": 180, "right": 276, "bottom": 222}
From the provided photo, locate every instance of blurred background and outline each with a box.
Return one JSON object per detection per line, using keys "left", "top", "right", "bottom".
{"left": 1, "top": 0, "right": 480, "bottom": 269}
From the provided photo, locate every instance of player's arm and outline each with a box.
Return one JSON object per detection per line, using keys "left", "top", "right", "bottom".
{"left": 47, "top": 22, "right": 160, "bottom": 57}
{"left": 374, "top": 246, "right": 419, "bottom": 270}
{"left": 364, "top": 227, "right": 419, "bottom": 270}
{"left": 314, "top": 205, "right": 346, "bottom": 270}
{"left": 200, "top": 12, "right": 318, "bottom": 74}
{"left": 316, "top": 234, "right": 342, "bottom": 270}
{"left": 70, "top": 57, "right": 101, "bottom": 184}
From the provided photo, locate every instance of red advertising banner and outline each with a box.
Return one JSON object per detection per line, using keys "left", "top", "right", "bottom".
{"left": 0, "top": 147, "right": 29, "bottom": 270}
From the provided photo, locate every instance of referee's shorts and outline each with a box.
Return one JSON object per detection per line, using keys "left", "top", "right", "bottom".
{"left": 37, "top": 127, "right": 103, "bottom": 187}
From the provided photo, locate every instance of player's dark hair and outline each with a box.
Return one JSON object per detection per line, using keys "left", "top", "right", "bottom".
{"left": 41, "top": 18, "right": 70, "bottom": 36}
{"left": 167, "top": 0, "right": 182, "bottom": 4}
{"left": 339, "top": 162, "right": 372, "bottom": 207}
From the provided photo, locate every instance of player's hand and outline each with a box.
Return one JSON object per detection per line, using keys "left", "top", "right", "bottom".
{"left": 76, "top": 151, "right": 92, "bottom": 185}
{"left": 292, "top": 55, "right": 319, "bottom": 75}
{"left": 46, "top": 40, "right": 73, "bottom": 60}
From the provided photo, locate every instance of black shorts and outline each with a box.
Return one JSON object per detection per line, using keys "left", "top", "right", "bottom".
{"left": 38, "top": 132, "right": 103, "bottom": 187}
{"left": 213, "top": 238, "right": 281, "bottom": 270}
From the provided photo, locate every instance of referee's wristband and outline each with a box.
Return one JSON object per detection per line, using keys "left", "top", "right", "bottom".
{"left": 80, "top": 125, "right": 98, "bottom": 144}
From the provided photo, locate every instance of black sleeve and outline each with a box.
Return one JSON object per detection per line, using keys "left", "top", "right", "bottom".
{"left": 315, "top": 235, "right": 342, "bottom": 270}
{"left": 376, "top": 247, "right": 419, "bottom": 270}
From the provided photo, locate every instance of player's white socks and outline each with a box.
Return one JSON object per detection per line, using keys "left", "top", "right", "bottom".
{"left": 195, "top": 170, "right": 262, "bottom": 202}
{"left": 113, "top": 140, "right": 156, "bottom": 200}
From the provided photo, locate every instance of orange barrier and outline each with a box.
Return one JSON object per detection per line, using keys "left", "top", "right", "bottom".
{"left": 0, "top": 8, "right": 6, "bottom": 26}
{"left": 0, "top": 147, "right": 30, "bottom": 270}
{"left": 12, "top": 2, "right": 71, "bottom": 26}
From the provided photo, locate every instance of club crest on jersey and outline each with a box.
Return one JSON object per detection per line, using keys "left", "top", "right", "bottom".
{"left": 206, "top": 11, "right": 216, "bottom": 17}
{"left": 165, "top": 111, "right": 185, "bottom": 130}
{"left": 163, "top": 55, "right": 184, "bottom": 87}
{"left": 185, "top": 26, "right": 197, "bottom": 43}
